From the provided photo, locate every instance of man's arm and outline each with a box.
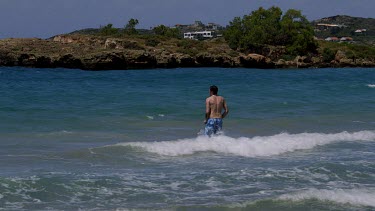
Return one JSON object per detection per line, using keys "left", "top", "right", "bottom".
{"left": 205, "top": 98, "right": 211, "bottom": 124}
{"left": 222, "top": 99, "right": 229, "bottom": 119}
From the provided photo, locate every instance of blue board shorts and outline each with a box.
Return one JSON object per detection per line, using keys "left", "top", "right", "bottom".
{"left": 205, "top": 118, "right": 223, "bottom": 136}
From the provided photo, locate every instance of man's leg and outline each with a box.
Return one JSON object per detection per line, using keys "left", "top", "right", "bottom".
{"left": 205, "top": 119, "right": 215, "bottom": 136}
{"left": 213, "top": 119, "right": 223, "bottom": 134}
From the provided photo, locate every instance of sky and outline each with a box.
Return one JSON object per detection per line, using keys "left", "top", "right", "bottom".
{"left": 0, "top": 0, "right": 375, "bottom": 39}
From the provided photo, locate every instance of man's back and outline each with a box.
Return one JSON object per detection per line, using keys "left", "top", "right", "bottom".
{"left": 206, "top": 95, "right": 226, "bottom": 119}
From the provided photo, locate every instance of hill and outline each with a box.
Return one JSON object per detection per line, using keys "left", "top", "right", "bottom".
{"left": 312, "top": 15, "right": 375, "bottom": 44}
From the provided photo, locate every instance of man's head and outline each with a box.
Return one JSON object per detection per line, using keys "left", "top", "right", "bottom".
{"left": 209, "top": 85, "right": 218, "bottom": 96}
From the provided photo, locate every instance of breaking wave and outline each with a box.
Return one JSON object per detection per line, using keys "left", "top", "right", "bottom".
{"left": 368, "top": 84, "right": 375, "bottom": 88}
{"left": 117, "top": 131, "right": 375, "bottom": 157}
{"left": 280, "top": 188, "right": 375, "bottom": 207}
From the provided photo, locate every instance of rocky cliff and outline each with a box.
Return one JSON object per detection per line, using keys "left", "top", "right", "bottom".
{"left": 0, "top": 35, "right": 374, "bottom": 70}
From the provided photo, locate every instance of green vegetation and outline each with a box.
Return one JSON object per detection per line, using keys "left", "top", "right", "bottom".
{"left": 153, "top": 25, "right": 181, "bottom": 38}
{"left": 64, "top": 11, "right": 374, "bottom": 64}
{"left": 176, "top": 39, "right": 206, "bottom": 56}
{"left": 124, "top": 18, "right": 139, "bottom": 35}
{"left": 145, "top": 37, "right": 161, "bottom": 47}
{"left": 318, "top": 41, "right": 375, "bottom": 60}
{"left": 322, "top": 48, "right": 336, "bottom": 62}
{"left": 99, "top": 24, "right": 119, "bottom": 36}
{"left": 224, "top": 6, "right": 317, "bottom": 55}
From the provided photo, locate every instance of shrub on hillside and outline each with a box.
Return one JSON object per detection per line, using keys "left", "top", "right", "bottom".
{"left": 224, "top": 6, "right": 317, "bottom": 56}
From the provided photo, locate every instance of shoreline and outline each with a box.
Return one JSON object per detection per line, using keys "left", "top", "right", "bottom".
{"left": 1, "top": 35, "right": 374, "bottom": 71}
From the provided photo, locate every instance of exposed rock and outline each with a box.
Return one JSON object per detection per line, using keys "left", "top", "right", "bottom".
{"left": 0, "top": 50, "right": 17, "bottom": 66}
{"left": 18, "top": 54, "right": 37, "bottom": 66}
{"left": 36, "top": 56, "right": 53, "bottom": 68}
{"left": 293, "top": 56, "right": 312, "bottom": 68}
{"left": 124, "top": 51, "right": 157, "bottom": 69}
{"left": 0, "top": 34, "right": 374, "bottom": 70}
{"left": 104, "top": 38, "right": 144, "bottom": 50}
{"left": 55, "top": 54, "right": 83, "bottom": 69}
{"left": 53, "top": 35, "right": 75, "bottom": 44}
{"left": 311, "top": 56, "right": 322, "bottom": 64}
{"left": 155, "top": 51, "right": 178, "bottom": 68}
{"left": 240, "top": 53, "right": 274, "bottom": 68}
{"left": 295, "top": 56, "right": 312, "bottom": 64}
{"left": 213, "top": 55, "right": 238, "bottom": 67}
{"left": 335, "top": 50, "right": 347, "bottom": 62}
{"left": 360, "top": 60, "right": 375, "bottom": 67}
{"left": 177, "top": 55, "right": 196, "bottom": 67}
{"left": 276, "top": 59, "right": 286, "bottom": 67}
{"left": 82, "top": 52, "right": 127, "bottom": 70}
{"left": 196, "top": 53, "right": 216, "bottom": 67}
{"left": 339, "top": 58, "right": 355, "bottom": 67}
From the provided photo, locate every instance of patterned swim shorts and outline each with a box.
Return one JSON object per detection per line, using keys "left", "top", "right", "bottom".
{"left": 205, "top": 118, "right": 223, "bottom": 136}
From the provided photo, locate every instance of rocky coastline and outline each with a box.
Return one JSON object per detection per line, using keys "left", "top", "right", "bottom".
{"left": 0, "top": 35, "right": 374, "bottom": 70}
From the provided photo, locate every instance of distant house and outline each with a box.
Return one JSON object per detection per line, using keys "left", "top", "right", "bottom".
{"left": 315, "top": 23, "right": 347, "bottom": 33}
{"left": 316, "top": 23, "right": 340, "bottom": 31}
{"left": 175, "top": 24, "right": 189, "bottom": 28}
{"left": 206, "top": 23, "right": 220, "bottom": 30}
{"left": 325, "top": 37, "right": 340, "bottom": 42}
{"left": 184, "top": 31, "right": 216, "bottom": 40}
{"left": 355, "top": 29, "right": 367, "bottom": 33}
{"left": 317, "top": 23, "right": 340, "bottom": 28}
{"left": 340, "top": 37, "right": 354, "bottom": 42}
{"left": 192, "top": 21, "right": 204, "bottom": 28}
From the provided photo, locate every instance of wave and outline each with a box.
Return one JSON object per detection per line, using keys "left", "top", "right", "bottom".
{"left": 280, "top": 188, "right": 375, "bottom": 207}
{"left": 368, "top": 84, "right": 375, "bottom": 88}
{"left": 117, "top": 130, "right": 375, "bottom": 157}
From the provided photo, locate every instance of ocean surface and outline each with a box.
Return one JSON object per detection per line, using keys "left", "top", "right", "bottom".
{"left": 0, "top": 67, "right": 374, "bottom": 210}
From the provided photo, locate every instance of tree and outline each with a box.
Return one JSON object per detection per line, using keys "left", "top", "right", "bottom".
{"left": 280, "top": 9, "right": 317, "bottom": 55}
{"left": 124, "top": 18, "right": 139, "bottom": 35}
{"left": 322, "top": 48, "right": 336, "bottom": 62}
{"left": 100, "top": 24, "right": 119, "bottom": 36}
{"left": 153, "top": 25, "right": 181, "bottom": 38}
{"left": 223, "top": 17, "right": 243, "bottom": 49}
{"left": 224, "top": 7, "right": 317, "bottom": 55}
{"left": 241, "top": 6, "right": 283, "bottom": 48}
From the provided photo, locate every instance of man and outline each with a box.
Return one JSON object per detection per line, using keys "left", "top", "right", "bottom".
{"left": 204, "top": 85, "right": 229, "bottom": 136}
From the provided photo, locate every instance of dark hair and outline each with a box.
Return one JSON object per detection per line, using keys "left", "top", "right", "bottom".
{"left": 210, "top": 85, "right": 218, "bottom": 95}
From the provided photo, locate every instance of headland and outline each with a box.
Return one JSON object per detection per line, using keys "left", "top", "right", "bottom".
{"left": 0, "top": 10, "right": 374, "bottom": 70}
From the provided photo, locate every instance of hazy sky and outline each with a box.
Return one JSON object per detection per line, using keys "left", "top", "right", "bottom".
{"left": 1, "top": 0, "right": 374, "bottom": 39}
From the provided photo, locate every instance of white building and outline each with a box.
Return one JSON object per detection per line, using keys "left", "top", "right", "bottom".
{"left": 184, "top": 31, "right": 215, "bottom": 40}
{"left": 355, "top": 29, "right": 367, "bottom": 33}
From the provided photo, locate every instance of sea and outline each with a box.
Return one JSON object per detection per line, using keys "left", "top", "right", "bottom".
{"left": 0, "top": 67, "right": 374, "bottom": 211}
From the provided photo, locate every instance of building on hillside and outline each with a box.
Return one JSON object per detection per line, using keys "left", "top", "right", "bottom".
{"left": 316, "top": 23, "right": 340, "bottom": 30}
{"left": 325, "top": 37, "right": 340, "bottom": 42}
{"left": 175, "top": 21, "right": 222, "bottom": 32}
{"left": 207, "top": 23, "right": 220, "bottom": 30}
{"left": 340, "top": 37, "right": 353, "bottom": 42}
{"left": 315, "top": 23, "right": 347, "bottom": 32}
{"left": 355, "top": 29, "right": 367, "bottom": 33}
{"left": 175, "top": 24, "right": 189, "bottom": 29}
{"left": 184, "top": 31, "right": 216, "bottom": 40}
{"left": 193, "top": 21, "right": 205, "bottom": 28}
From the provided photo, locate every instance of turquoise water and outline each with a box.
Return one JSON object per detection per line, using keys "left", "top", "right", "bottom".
{"left": 0, "top": 67, "right": 374, "bottom": 210}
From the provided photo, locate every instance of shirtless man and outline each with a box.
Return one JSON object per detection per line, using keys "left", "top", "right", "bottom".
{"left": 204, "top": 85, "right": 229, "bottom": 136}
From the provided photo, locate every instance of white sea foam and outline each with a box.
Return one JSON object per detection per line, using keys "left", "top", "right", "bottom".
{"left": 146, "top": 116, "right": 154, "bottom": 120}
{"left": 280, "top": 188, "right": 375, "bottom": 207}
{"left": 367, "top": 84, "right": 375, "bottom": 88}
{"left": 119, "top": 131, "right": 375, "bottom": 157}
